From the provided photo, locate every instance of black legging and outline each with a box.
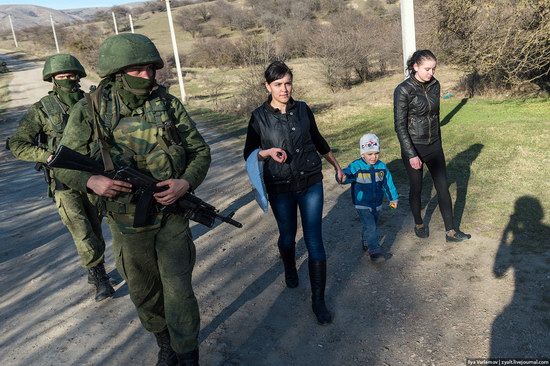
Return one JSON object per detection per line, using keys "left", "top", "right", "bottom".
{"left": 403, "top": 139, "right": 454, "bottom": 231}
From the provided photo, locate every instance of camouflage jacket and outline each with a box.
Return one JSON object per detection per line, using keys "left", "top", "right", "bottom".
{"left": 55, "top": 81, "right": 211, "bottom": 230}
{"left": 10, "top": 92, "right": 71, "bottom": 164}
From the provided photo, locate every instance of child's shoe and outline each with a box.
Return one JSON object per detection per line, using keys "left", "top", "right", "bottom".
{"left": 368, "top": 249, "right": 384, "bottom": 263}
{"left": 445, "top": 229, "right": 471, "bottom": 242}
{"left": 414, "top": 224, "right": 428, "bottom": 238}
{"left": 369, "top": 253, "right": 384, "bottom": 263}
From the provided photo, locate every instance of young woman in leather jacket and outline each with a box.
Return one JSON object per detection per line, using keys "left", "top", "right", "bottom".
{"left": 244, "top": 61, "right": 344, "bottom": 325}
{"left": 393, "top": 50, "right": 471, "bottom": 242}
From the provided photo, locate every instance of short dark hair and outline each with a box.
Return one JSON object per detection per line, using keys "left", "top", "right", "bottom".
{"left": 406, "top": 49, "right": 437, "bottom": 75}
{"left": 264, "top": 61, "right": 293, "bottom": 84}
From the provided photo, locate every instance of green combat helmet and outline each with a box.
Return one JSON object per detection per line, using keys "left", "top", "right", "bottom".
{"left": 42, "top": 53, "right": 86, "bottom": 82}
{"left": 97, "top": 33, "right": 164, "bottom": 78}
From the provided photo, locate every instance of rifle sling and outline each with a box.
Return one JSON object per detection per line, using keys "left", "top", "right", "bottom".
{"left": 86, "top": 91, "right": 115, "bottom": 172}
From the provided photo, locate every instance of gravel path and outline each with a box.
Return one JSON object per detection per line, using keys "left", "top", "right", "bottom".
{"left": 0, "top": 52, "right": 548, "bottom": 366}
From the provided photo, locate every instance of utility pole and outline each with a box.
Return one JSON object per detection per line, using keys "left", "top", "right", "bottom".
{"left": 112, "top": 12, "right": 118, "bottom": 34}
{"left": 165, "top": 0, "right": 186, "bottom": 102}
{"left": 50, "top": 13, "right": 60, "bottom": 53}
{"left": 8, "top": 15, "right": 18, "bottom": 48}
{"left": 129, "top": 14, "right": 134, "bottom": 33}
{"left": 400, "top": 0, "right": 416, "bottom": 78}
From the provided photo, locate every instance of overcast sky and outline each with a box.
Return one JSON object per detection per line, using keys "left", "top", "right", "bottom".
{"left": 0, "top": 1, "right": 135, "bottom": 10}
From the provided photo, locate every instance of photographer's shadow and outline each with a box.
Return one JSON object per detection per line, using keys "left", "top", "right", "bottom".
{"left": 491, "top": 196, "right": 550, "bottom": 357}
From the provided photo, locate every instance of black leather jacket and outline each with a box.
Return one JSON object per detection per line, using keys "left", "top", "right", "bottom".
{"left": 249, "top": 99, "right": 325, "bottom": 193}
{"left": 393, "top": 76, "right": 441, "bottom": 159}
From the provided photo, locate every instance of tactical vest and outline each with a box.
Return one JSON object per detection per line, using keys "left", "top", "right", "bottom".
{"left": 39, "top": 93, "right": 69, "bottom": 152}
{"left": 252, "top": 100, "right": 323, "bottom": 192}
{"left": 39, "top": 93, "right": 71, "bottom": 192}
{"left": 87, "top": 83, "right": 186, "bottom": 227}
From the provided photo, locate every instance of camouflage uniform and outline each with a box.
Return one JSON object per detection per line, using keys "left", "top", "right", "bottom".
{"left": 10, "top": 54, "right": 114, "bottom": 302}
{"left": 55, "top": 34, "right": 210, "bottom": 364}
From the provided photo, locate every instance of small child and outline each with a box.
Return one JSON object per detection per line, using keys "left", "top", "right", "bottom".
{"left": 340, "top": 133, "right": 398, "bottom": 262}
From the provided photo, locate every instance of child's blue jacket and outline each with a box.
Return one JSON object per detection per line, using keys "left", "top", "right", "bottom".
{"left": 342, "top": 159, "right": 398, "bottom": 211}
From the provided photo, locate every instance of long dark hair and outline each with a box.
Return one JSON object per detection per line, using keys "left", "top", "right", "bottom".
{"left": 264, "top": 61, "right": 293, "bottom": 84}
{"left": 406, "top": 49, "right": 437, "bottom": 76}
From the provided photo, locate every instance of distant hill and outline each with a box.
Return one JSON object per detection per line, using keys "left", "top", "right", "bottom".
{"left": 0, "top": 5, "right": 94, "bottom": 34}
{"left": 0, "top": 2, "right": 147, "bottom": 34}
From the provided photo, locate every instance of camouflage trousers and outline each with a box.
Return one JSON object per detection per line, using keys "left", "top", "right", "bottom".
{"left": 108, "top": 213, "right": 199, "bottom": 354}
{"left": 54, "top": 189, "right": 105, "bottom": 268}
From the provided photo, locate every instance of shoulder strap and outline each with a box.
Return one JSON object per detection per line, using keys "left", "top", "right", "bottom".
{"left": 86, "top": 84, "right": 115, "bottom": 172}
{"left": 149, "top": 87, "right": 182, "bottom": 148}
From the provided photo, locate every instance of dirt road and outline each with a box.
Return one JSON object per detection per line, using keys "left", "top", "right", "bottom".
{"left": 0, "top": 52, "right": 548, "bottom": 366}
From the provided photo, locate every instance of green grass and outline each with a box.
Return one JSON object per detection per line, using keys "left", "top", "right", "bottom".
{"left": 319, "top": 97, "right": 550, "bottom": 239}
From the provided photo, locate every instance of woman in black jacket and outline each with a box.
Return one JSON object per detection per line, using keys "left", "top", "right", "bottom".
{"left": 244, "top": 61, "right": 344, "bottom": 324}
{"left": 394, "top": 49, "right": 471, "bottom": 242}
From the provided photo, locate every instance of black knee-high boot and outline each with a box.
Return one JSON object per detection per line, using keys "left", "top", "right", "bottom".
{"left": 308, "top": 261, "right": 332, "bottom": 325}
{"left": 279, "top": 244, "right": 299, "bottom": 288}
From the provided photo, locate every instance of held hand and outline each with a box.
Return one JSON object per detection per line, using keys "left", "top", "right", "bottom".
{"left": 154, "top": 178, "right": 190, "bottom": 206}
{"left": 335, "top": 168, "right": 345, "bottom": 184}
{"left": 259, "top": 148, "right": 287, "bottom": 164}
{"left": 409, "top": 156, "right": 423, "bottom": 170}
{"left": 86, "top": 175, "right": 132, "bottom": 198}
{"left": 47, "top": 154, "right": 54, "bottom": 163}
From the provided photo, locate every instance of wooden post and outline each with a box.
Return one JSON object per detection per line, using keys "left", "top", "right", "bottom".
{"left": 50, "top": 14, "right": 60, "bottom": 53}
{"left": 112, "top": 12, "right": 118, "bottom": 34}
{"left": 129, "top": 14, "right": 134, "bottom": 33}
{"left": 165, "top": 0, "right": 186, "bottom": 102}
{"left": 8, "top": 15, "right": 18, "bottom": 48}
{"left": 400, "top": 0, "right": 416, "bottom": 78}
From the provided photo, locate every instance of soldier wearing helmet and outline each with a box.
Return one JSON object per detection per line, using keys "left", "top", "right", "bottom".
{"left": 55, "top": 34, "right": 210, "bottom": 366}
{"left": 10, "top": 53, "right": 116, "bottom": 302}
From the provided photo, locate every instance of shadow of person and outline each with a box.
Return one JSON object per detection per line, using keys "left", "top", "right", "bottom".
{"left": 423, "top": 143, "right": 484, "bottom": 231}
{"left": 491, "top": 196, "right": 550, "bottom": 357}
{"left": 440, "top": 98, "right": 468, "bottom": 127}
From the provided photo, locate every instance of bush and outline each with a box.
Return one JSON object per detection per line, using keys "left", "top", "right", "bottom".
{"left": 155, "top": 54, "right": 179, "bottom": 88}
{"left": 58, "top": 24, "right": 104, "bottom": 74}
{"left": 276, "top": 20, "right": 318, "bottom": 58}
{"left": 307, "top": 9, "right": 400, "bottom": 90}
{"left": 212, "top": 0, "right": 256, "bottom": 31}
{"left": 189, "top": 37, "right": 239, "bottom": 67}
{"left": 436, "top": 0, "right": 550, "bottom": 95}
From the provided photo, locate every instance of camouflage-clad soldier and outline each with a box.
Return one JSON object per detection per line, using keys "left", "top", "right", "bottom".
{"left": 55, "top": 34, "right": 211, "bottom": 366}
{"left": 10, "top": 54, "right": 116, "bottom": 302}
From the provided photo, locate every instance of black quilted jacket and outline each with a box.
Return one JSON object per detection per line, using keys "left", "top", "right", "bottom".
{"left": 393, "top": 76, "right": 441, "bottom": 159}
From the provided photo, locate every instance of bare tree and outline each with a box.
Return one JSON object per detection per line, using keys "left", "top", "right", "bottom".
{"left": 436, "top": 0, "right": 550, "bottom": 95}
{"left": 176, "top": 10, "right": 203, "bottom": 38}
{"left": 308, "top": 8, "right": 400, "bottom": 90}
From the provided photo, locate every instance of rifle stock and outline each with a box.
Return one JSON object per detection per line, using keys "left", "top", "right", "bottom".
{"left": 49, "top": 145, "right": 242, "bottom": 229}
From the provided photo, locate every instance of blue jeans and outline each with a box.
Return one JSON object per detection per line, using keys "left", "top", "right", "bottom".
{"left": 268, "top": 182, "right": 326, "bottom": 262}
{"left": 357, "top": 208, "right": 380, "bottom": 254}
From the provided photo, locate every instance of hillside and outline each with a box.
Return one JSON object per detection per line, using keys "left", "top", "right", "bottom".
{"left": 0, "top": 5, "right": 90, "bottom": 34}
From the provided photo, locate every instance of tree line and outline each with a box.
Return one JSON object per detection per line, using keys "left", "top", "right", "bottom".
{"left": 5, "top": 0, "right": 549, "bottom": 114}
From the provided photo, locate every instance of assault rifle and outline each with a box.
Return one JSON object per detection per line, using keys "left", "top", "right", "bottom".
{"left": 48, "top": 145, "right": 242, "bottom": 229}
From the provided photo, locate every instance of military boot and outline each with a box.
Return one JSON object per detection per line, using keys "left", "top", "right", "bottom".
{"left": 87, "top": 263, "right": 115, "bottom": 302}
{"left": 154, "top": 330, "right": 178, "bottom": 366}
{"left": 87, "top": 264, "right": 118, "bottom": 287}
{"left": 177, "top": 349, "right": 199, "bottom": 366}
